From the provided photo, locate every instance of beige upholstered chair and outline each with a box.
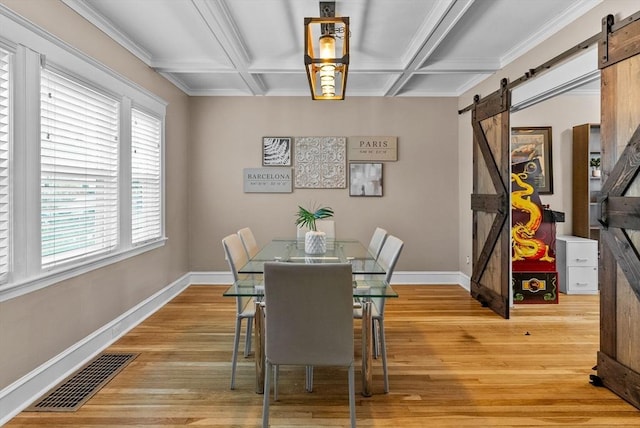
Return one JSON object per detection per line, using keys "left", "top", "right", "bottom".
{"left": 238, "top": 227, "right": 259, "bottom": 259}
{"left": 222, "top": 233, "right": 257, "bottom": 389}
{"left": 367, "top": 227, "right": 388, "bottom": 260}
{"left": 354, "top": 234, "right": 403, "bottom": 393}
{"left": 262, "top": 262, "right": 355, "bottom": 428}
{"left": 296, "top": 219, "right": 335, "bottom": 239}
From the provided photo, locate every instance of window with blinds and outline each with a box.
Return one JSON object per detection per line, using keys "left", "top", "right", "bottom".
{"left": 131, "top": 108, "right": 161, "bottom": 245}
{"left": 0, "top": 48, "right": 10, "bottom": 283}
{"left": 40, "top": 68, "right": 120, "bottom": 268}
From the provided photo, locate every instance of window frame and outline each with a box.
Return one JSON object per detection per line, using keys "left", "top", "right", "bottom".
{"left": 0, "top": 43, "right": 12, "bottom": 285}
{"left": 131, "top": 106, "right": 164, "bottom": 246}
{"left": 40, "top": 66, "right": 122, "bottom": 269}
{"left": 0, "top": 8, "right": 167, "bottom": 302}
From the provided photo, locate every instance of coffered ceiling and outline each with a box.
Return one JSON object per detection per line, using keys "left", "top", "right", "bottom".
{"left": 62, "top": 0, "right": 601, "bottom": 97}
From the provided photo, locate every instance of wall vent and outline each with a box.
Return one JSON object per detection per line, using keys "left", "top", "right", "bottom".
{"left": 26, "top": 353, "right": 138, "bottom": 412}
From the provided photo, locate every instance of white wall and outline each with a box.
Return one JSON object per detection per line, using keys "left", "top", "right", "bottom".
{"left": 0, "top": 0, "right": 191, "bottom": 390}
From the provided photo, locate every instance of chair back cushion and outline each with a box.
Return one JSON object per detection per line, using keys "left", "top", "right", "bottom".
{"left": 263, "top": 262, "right": 353, "bottom": 366}
{"left": 368, "top": 227, "right": 388, "bottom": 259}
{"left": 238, "top": 227, "right": 259, "bottom": 259}
{"left": 378, "top": 235, "right": 403, "bottom": 284}
{"left": 316, "top": 220, "right": 335, "bottom": 238}
{"left": 222, "top": 234, "right": 248, "bottom": 281}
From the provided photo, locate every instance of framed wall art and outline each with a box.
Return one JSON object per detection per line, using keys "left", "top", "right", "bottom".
{"left": 243, "top": 167, "right": 292, "bottom": 193}
{"left": 349, "top": 163, "right": 383, "bottom": 196}
{"left": 262, "top": 137, "right": 292, "bottom": 166}
{"left": 294, "top": 136, "right": 346, "bottom": 188}
{"left": 348, "top": 136, "right": 397, "bottom": 161}
{"left": 511, "top": 127, "right": 553, "bottom": 194}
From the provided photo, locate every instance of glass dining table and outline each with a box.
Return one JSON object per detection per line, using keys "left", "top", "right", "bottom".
{"left": 223, "top": 238, "right": 398, "bottom": 397}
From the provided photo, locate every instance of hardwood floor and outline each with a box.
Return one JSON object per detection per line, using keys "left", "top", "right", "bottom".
{"left": 7, "top": 285, "right": 640, "bottom": 427}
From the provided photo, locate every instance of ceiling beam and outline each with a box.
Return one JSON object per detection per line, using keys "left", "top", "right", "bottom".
{"left": 190, "top": 0, "right": 267, "bottom": 96}
{"left": 385, "top": 0, "right": 475, "bottom": 96}
{"left": 61, "top": 0, "right": 154, "bottom": 64}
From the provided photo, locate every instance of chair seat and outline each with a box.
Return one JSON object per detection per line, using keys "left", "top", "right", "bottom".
{"left": 239, "top": 300, "right": 256, "bottom": 318}
{"left": 353, "top": 302, "right": 381, "bottom": 319}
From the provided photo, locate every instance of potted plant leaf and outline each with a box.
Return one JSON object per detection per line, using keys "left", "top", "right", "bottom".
{"left": 590, "top": 157, "right": 601, "bottom": 177}
{"left": 295, "top": 204, "right": 334, "bottom": 254}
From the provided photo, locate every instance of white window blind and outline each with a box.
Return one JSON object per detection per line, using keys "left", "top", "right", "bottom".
{"left": 131, "top": 108, "right": 161, "bottom": 245}
{"left": 0, "top": 48, "right": 11, "bottom": 283}
{"left": 40, "top": 68, "right": 120, "bottom": 268}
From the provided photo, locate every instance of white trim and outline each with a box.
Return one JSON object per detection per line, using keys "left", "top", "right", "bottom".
{"left": 511, "top": 45, "right": 599, "bottom": 112}
{"left": 0, "top": 270, "right": 468, "bottom": 424}
{"left": 189, "top": 271, "right": 234, "bottom": 284}
{"left": 0, "top": 5, "right": 166, "bottom": 114}
{"left": 0, "top": 272, "right": 190, "bottom": 425}
{"left": 0, "top": 238, "right": 167, "bottom": 302}
{"left": 500, "top": 0, "right": 602, "bottom": 67}
{"left": 189, "top": 270, "right": 470, "bottom": 286}
{"left": 457, "top": 272, "right": 471, "bottom": 291}
{"left": 0, "top": 5, "right": 170, "bottom": 302}
{"left": 60, "top": 0, "right": 154, "bottom": 65}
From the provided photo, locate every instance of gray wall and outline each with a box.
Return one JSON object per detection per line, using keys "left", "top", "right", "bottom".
{"left": 0, "top": 0, "right": 191, "bottom": 388}
{"left": 188, "top": 96, "right": 460, "bottom": 272}
{"left": 457, "top": 0, "right": 638, "bottom": 277}
{"left": 3, "top": 0, "right": 636, "bottom": 398}
{"left": 511, "top": 94, "right": 601, "bottom": 236}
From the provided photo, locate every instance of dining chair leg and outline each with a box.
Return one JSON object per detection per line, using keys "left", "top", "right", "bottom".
{"left": 372, "top": 319, "right": 380, "bottom": 359}
{"left": 230, "top": 317, "right": 242, "bottom": 389}
{"left": 306, "top": 366, "right": 314, "bottom": 392}
{"left": 262, "top": 361, "right": 272, "bottom": 428}
{"left": 244, "top": 316, "right": 253, "bottom": 357}
{"left": 378, "top": 318, "right": 389, "bottom": 393}
{"left": 274, "top": 365, "right": 279, "bottom": 401}
{"left": 348, "top": 363, "right": 356, "bottom": 428}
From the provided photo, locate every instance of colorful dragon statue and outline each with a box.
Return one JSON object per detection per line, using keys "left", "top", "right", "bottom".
{"left": 511, "top": 166, "right": 555, "bottom": 263}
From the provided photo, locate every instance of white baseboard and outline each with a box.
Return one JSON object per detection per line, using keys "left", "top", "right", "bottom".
{"left": 0, "top": 270, "right": 468, "bottom": 424}
{"left": 0, "top": 273, "right": 191, "bottom": 425}
{"left": 190, "top": 270, "right": 470, "bottom": 287}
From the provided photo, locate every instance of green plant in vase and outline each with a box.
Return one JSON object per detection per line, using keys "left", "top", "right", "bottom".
{"left": 590, "top": 157, "right": 601, "bottom": 177}
{"left": 295, "top": 205, "right": 334, "bottom": 231}
{"left": 295, "top": 204, "right": 334, "bottom": 254}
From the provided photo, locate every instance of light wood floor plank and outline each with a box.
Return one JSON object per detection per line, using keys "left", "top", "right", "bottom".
{"left": 6, "top": 285, "right": 640, "bottom": 427}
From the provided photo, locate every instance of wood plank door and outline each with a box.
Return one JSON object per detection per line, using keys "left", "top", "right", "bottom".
{"left": 596, "top": 11, "right": 640, "bottom": 409}
{"left": 470, "top": 81, "right": 511, "bottom": 319}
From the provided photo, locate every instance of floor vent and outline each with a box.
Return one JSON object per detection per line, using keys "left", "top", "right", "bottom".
{"left": 26, "top": 352, "right": 138, "bottom": 412}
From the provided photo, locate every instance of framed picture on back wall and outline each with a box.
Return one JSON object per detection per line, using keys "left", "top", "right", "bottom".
{"left": 511, "top": 127, "right": 553, "bottom": 194}
{"left": 349, "top": 163, "right": 383, "bottom": 196}
{"left": 262, "top": 137, "right": 292, "bottom": 166}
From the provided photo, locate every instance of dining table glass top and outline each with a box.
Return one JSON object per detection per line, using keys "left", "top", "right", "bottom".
{"left": 237, "top": 238, "right": 386, "bottom": 275}
{"left": 224, "top": 238, "right": 397, "bottom": 299}
{"left": 221, "top": 237, "right": 398, "bottom": 396}
{"left": 223, "top": 277, "right": 398, "bottom": 299}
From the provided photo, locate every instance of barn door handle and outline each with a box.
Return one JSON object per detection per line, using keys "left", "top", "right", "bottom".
{"left": 598, "top": 195, "right": 608, "bottom": 229}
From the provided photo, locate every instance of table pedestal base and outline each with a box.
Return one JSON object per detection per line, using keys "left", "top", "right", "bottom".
{"left": 361, "top": 300, "right": 373, "bottom": 397}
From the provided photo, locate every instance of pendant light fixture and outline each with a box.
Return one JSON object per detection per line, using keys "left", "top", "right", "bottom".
{"left": 304, "top": 1, "right": 349, "bottom": 100}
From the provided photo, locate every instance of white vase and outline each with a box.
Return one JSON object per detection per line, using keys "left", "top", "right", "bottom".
{"left": 592, "top": 168, "right": 601, "bottom": 177}
{"left": 305, "top": 231, "right": 327, "bottom": 254}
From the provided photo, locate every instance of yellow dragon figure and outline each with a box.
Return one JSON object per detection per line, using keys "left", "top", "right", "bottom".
{"left": 511, "top": 168, "right": 555, "bottom": 262}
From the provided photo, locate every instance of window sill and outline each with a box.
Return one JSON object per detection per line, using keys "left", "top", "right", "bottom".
{"left": 0, "top": 238, "right": 168, "bottom": 302}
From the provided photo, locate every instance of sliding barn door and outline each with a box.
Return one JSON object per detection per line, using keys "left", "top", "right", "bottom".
{"left": 470, "top": 82, "right": 511, "bottom": 319}
{"left": 597, "top": 11, "right": 640, "bottom": 409}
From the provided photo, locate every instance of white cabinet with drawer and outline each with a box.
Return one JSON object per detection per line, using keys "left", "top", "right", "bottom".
{"left": 556, "top": 235, "right": 598, "bottom": 294}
